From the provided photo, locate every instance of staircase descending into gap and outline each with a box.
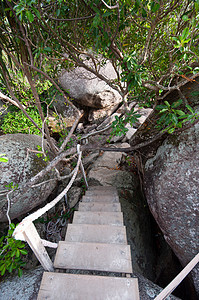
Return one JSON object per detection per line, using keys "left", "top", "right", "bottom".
{"left": 37, "top": 186, "right": 140, "bottom": 300}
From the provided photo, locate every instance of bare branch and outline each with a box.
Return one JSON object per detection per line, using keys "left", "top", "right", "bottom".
{"left": 59, "top": 111, "right": 83, "bottom": 153}
{"left": 100, "top": 0, "right": 119, "bottom": 10}
{"left": 50, "top": 14, "right": 96, "bottom": 21}
{"left": 0, "top": 91, "right": 26, "bottom": 109}
{"left": 25, "top": 63, "right": 80, "bottom": 114}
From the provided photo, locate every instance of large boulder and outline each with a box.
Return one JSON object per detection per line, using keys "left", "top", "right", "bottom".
{"left": 59, "top": 56, "right": 121, "bottom": 109}
{"left": 0, "top": 266, "right": 44, "bottom": 300}
{"left": 130, "top": 78, "right": 199, "bottom": 294}
{"left": 48, "top": 95, "right": 79, "bottom": 131}
{"left": 0, "top": 134, "right": 57, "bottom": 222}
{"left": 143, "top": 122, "right": 199, "bottom": 293}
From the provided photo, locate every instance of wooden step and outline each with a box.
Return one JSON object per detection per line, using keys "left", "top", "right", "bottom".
{"left": 78, "top": 202, "right": 121, "bottom": 212}
{"left": 37, "top": 272, "right": 139, "bottom": 300}
{"left": 54, "top": 241, "right": 132, "bottom": 273}
{"left": 86, "top": 189, "right": 118, "bottom": 195}
{"left": 85, "top": 191, "right": 118, "bottom": 198}
{"left": 73, "top": 211, "right": 123, "bottom": 226}
{"left": 82, "top": 194, "right": 119, "bottom": 203}
{"left": 65, "top": 224, "right": 127, "bottom": 244}
{"left": 88, "top": 186, "right": 117, "bottom": 192}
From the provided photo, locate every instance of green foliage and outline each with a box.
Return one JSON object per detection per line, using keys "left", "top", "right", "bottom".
{"left": 36, "top": 145, "right": 49, "bottom": 162}
{"left": 4, "top": 182, "right": 19, "bottom": 190}
{"left": 156, "top": 100, "right": 199, "bottom": 133}
{"left": 0, "top": 0, "right": 198, "bottom": 144}
{"left": 121, "top": 52, "right": 144, "bottom": 91}
{"left": 108, "top": 109, "right": 141, "bottom": 142}
{"left": 1, "top": 108, "right": 42, "bottom": 135}
{"left": 0, "top": 224, "right": 27, "bottom": 277}
{"left": 0, "top": 154, "right": 8, "bottom": 163}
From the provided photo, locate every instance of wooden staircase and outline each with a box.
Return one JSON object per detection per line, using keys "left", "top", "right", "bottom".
{"left": 37, "top": 186, "right": 140, "bottom": 299}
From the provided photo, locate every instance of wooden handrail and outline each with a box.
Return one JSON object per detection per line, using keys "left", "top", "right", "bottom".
{"left": 154, "top": 253, "right": 199, "bottom": 300}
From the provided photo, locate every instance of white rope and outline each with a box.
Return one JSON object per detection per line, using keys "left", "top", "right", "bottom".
{"left": 13, "top": 148, "right": 83, "bottom": 240}
{"left": 77, "top": 144, "right": 89, "bottom": 189}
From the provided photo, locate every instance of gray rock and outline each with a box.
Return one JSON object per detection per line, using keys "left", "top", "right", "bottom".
{"left": 96, "top": 113, "right": 120, "bottom": 130}
{"left": 135, "top": 272, "right": 180, "bottom": 300}
{"left": 49, "top": 95, "right": 79, "bottom": 130}
{"left": 68, "top": 186, "right": 82, "bottom": 208}
{"left": 59, "top": 57, "right": 121, "bottom": 108}
{"left": 125, "top": 125, "right": 137, "bottom": 140}
{"left": 0, "top": 134, "right": 57, "bottom": 222}
{"left": 130, "top": 78, "right": 199, "bottom": 295}
{"left": 0, "top": 266, "right": 44, "bottom": 300}
{"left": 82, "top": 152, "right": 100, "bottom": 170}
{"left": 144, "top": 122, "right": 199, "bottom": 293}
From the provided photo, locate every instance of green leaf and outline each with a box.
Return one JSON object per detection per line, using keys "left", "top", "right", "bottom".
{"left": 171, "top": 99, "right": 182, "bottom": 108}
{"left": 151, "top": 1, "right": 160, "bottom": 12}
{"left": 176, "top": 110, "right": 185, "bottom": 116}
{"left": 103, "top": 11, "right": 112, "bottom": 18}
{"left": 181, "top": 27, "right": 189, "bottom": 40}
{"left": 160, "top": 108, "right": 168, "bottom": 113}
{"left": 142, "top": 8, "right": 147, "bottom": 18}
{"left": 16, "top": 249, "right": 20, "bottom": 258}
{"left": 44, "top": 47, "right": 52, "bottom": 53}
{"left": 11, "top": 250, "right": 16, "bottom": 257}
{"left": 0, "top": 156, "right": 8, "bottom": 162}
{"left": 186, "top": 104, "right": 194, "bottom": 113}
{"left": 56, "top": 9, "right": 60, "bottom": 16}
{"left": 32, "top": 7, "right": 41, "bottom": 19}
{"left": 182, "top": 15, "right": 189, "bottom": 21}
{"left": 9, "top": 223, "right": 15, "bottom": 230}
{"left": 168, "top": 128, "right": 175, "bottom": 134}
{"left": 170, "top": 114, "right": 178, "bottom": 124}
{"left": 156, "top": 104, "right": 167, "bottom": 111}
{"left": 172, "top": 37, "right": 179, "bottom": 42}
{"left": 26, "top": 10, "right": 34, "bottom": 22}
{"left": 164, "top": 101, "right": 170, "bottom": 108}
{"left": 8, "top": 264, "right": 13, "bottom": 273}
{"left": 20, "top": 249, "right": 28, "bottom": 255}
{"left": 191, "top": 91, "right": 199, "bottom": 96}
{"left": 18, "top": 268, "right": 23, "bottom": 277}
{"left": 1, "top": 266, "right": 6, "bottom": 276}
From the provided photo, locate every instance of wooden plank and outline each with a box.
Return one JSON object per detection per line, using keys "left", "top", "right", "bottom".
{"left": 85, "top": 192, "right": 118, "bottom": 198}
{"left": 23, "top": 222, "right": 54, "bottom": 272}
{"left": 37, "top": 272, "right": 139, "bottom": 300}
{"left": 65, "top": 224, "right": 127, "bottom": 244}
{"left": 88, "top": 186, "right": 117, "bottom": 192}
{"left": 73, "top": 211, "right": 123, "bottom": 226}
{"left": 54, "top": 241, "right": 133, "bottom": 273}
{"left": 78, "top": 202, "right": 121, "bottom": 212}
{"left": 82, "top": 195, "right": 119, "bottom": 203}
{"left": 86, "top": 190, "right": 118, "bottom": 195}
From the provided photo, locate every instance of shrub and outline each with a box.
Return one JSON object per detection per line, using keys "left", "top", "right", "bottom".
{"left": 0, "top": 223, "right": 27, "bottom": 277}
{"left": 1, "top": 107, "right": 42, "bottom": 135}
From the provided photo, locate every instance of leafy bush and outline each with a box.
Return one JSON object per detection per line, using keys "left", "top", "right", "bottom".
{"left": 1, "top": 107, "right": 42, "bottom": 135}
{"left": 108, "top": 109, "right": 141, "bottom": 142}
{"left": 0, "top": 223, "right": 27, "bottom": 277}
{"left": 156, "top": 100, "right": 199, "bottom": 133}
